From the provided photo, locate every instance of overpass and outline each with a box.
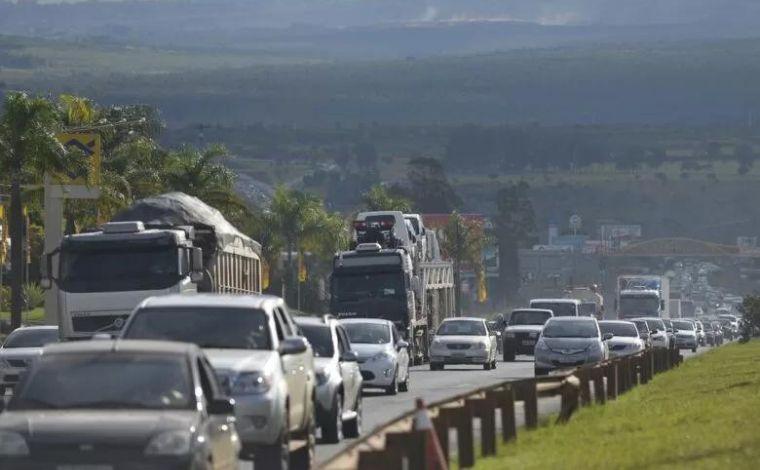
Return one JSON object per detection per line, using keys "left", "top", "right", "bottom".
{"left": 612, "top": 238, "right": 760, "bottom": 257}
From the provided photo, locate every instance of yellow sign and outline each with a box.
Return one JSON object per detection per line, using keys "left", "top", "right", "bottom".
{"left": 55, "top": 133, "right": 101, "bottom": 186}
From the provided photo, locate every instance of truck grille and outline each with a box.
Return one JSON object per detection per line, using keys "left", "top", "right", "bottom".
{"left": 7, "top": 359, "right": 28, "bottom": 368}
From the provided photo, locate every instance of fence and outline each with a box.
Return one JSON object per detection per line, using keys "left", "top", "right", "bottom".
{"left": 321, "top": 347, "right": 682, "bottom": 470}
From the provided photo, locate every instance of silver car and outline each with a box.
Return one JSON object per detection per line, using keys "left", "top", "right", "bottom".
{"left": 631, "top": 317, "right": 669, "bottom": 349}
{"left": 295, "top": 316, "right": 363, "bottom": 444}
{"left": 340, "top": 319, "right": 410, "bottom": 395}
{"left": 534, "top": 317, "right": 610, "bottom": 376}
{"left": 598, "top": 321, "right": 645, "bottom": 358}
{"left": 0, "top": 326, "right": 59, "bottom": 395}
{"left": 429, "top": 317, "right": 498, "bottom": 371}
{"left": 672, "top": 319, "right": 698, "bottom": 352}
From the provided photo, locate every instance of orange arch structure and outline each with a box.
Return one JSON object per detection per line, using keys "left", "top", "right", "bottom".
{"left": 614, "top": 238, "right": 744, "bottom": 257}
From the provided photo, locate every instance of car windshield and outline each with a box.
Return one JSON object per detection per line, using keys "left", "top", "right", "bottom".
{"left": 673, "top": 321, "right": 694, "bottom": 330}
{"left": 343, "top": 322, "right": 391, "bottom": 344}
{"left": 599, "top": 322, "right": 638, "bottom": 337}
{"left": 123, "top": 307, "right": 272, "bottom": 350}
{"left": 542, "top": 320, "right": 599, "bottom": 338}
{"left": 3, "top": 329, "right": 59, "bottom": 348}
{"left": 10, "top": 353, "right": 192, "bottom": 411}
{"left": 530, "top": 302, "right": 577, "bottom": 316}
{"left": 632, "top": 321, "right": 649, "bottom": 333}
{"left": 299, "top": 324, "right": 334, "bottom": 358}
{"left": 510, "top": 311, "right": 552, "bottom": 326}
{"left": 644, "top": 319, "right": 665, "bottom": 331}
{"left": 437, "top": 320, "right": 486, "bottom": 336}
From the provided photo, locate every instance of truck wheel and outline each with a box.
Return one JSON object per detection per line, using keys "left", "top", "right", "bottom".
{"left": 343, "top": 393, "right": 362, "bottom": 438}
{"left": 321, "top": 394, "right": 343, "bottom": 444}
{"left": 503, "top": 350, "right": 515, "bottom": 362}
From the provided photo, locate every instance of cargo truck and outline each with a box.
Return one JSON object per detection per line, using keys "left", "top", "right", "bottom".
{"left": 43, "top": 192, "right": 262, "bottom": 340}
{"left": 616, "top": 274, "right": 670, "bottom": 319}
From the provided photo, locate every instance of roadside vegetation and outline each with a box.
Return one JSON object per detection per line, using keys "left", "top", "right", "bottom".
{"left": 473, "top": 341, "right": 760, "bottom": 469}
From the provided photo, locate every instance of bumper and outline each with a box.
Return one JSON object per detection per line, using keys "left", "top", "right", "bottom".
{"left": 675, "top": 337, "right": 698, "bottom": 349}
{"left": 608, "top": 348, "right": 642, "bottom": 358}
{"left": 232, "top": 389, "right": 286, "bottom": 447}
{"left": 429, "top": 351, "right": 490, "bottom": 365}
{"left": 503, "top": 337, "right": 538, "bottom": 355}
{"left": 359, "top": 359, "right": 397, "bottom": 388}
{"left": 0, "top": 367, "right": 25, "bottom": 389}
{"left": 535, "top": 352, "right": 602, "bottom": 371}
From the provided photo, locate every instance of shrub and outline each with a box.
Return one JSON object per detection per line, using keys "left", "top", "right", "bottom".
{"left": 22, "top": 283, "right": 45, "bottom": 311}
{"left": 738, "top": 295, "right": 760, "bottom": 342}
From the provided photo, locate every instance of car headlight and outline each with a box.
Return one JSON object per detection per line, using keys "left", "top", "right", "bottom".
{"left": 316, "top": 369, "right": 331, "bottom": 386}
{"left": 505, "top": 332, "right": 516, "bottom": 338}
{"left": 230, "top": 371, "right": 272, "bottom": 395}
{"left": 145, "top": 430, "right": 192, "bottom": 456}
{"left": 0, "top": 431, "right": 29, "bottom": 456}
{"left": 369, "top": 351, "right": 394, "bottom": 362}
{"left": 534, "top": 339, "right": 549, "bottom": 351}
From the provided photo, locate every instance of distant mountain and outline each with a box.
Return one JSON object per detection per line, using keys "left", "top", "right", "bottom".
{"left": 2, "top": 0, "right": 760, "bottom": 60}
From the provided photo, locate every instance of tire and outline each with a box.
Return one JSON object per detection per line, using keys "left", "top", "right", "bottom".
{"left": 691, "top": 347, "right": 697, "bottom": 353}
{"left": 430, "top": 363, "right": 442, "bottom": 371}
{"left": 321, "top": 394, "right": 343, "bottom": 444}
{"left": 491, "top": 359, "right": 497, "bottom": 369}
{"left": 398, "top": 371, "right": 410, "bottom": 392}
{"left": 254, "top": 411, "right": 289, "bottom": 470}
{"left": 343, "top": 393, "right": 362, "bottom": 438}
{"left": 291, "top": 405, "right": 316, "bottom": 470}
{"left": 534, "top": 368, "right": 548, "bottom": 376}
{"left": 483, "top": 362, "right": 491, "bottom": 371}
{"left": 385, "top": 373, "right": 399, "bottom": 395}
{"left": 503, "top": 350, "right": 515, "bottom": 362}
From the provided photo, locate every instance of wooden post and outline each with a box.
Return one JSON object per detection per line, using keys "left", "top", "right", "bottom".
{"left": 578, "top": 369, "right": 592, "bottom": 406}
{"left": 519, "top": 382, "right": 539, "bottom": 429}
{"left": 557, "top": 376, "right": 580, "bottom": 423}
{"left": 468, "top": 397, "right": 497, "bottom": 457}
{"left": 433, "top": 414, "right": 450, "bottom": 465}
{"left": 453, "top": 404, "right": 475, "bottom": 468}
{"left": 487, "top": 387, "right": 516, "bottom": 443}
{"left": 359, "top": 448, "right": 402, "bottom": 470}
{"left": 607, "top": 362, "right": 618, "bottom": 400}
{"left": 593, "top": 367, "right": 606, "bottom": 405}
{"left": 386, "top": 431, "right": 425, "bottom": 470}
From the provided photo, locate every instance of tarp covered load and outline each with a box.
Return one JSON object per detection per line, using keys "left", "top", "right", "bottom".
{"left": 113, "top": 192, "right": 261, "bottom": 255}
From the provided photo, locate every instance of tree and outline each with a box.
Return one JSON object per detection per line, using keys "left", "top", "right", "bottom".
{"left": 361, "top": 185, "right": 411, "bottom": 212}
{"left": 494, "top": 182, "right": 536, "bottom": 305}
{"left": 441, "top": 212, "right": 486, "bottom": 315}
{"left": 0, "top": 92, "right": 75, "bottom": 328}
{"left": 405, "top": 157, "right": 461, "bottom": 212}
{"left": 738, "top": 295, "right": 760, "bottom": 342}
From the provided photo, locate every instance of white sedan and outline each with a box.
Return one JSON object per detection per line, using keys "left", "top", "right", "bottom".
{"left": 429, "top": 317, "right": 498, "bottom": 370}
{"left": 598, "top": 320, "right": 646, "bottom": 357}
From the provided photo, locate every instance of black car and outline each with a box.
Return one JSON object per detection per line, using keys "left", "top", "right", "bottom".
{"left": 0, "top": 340, "right": 240, "bottom": 470}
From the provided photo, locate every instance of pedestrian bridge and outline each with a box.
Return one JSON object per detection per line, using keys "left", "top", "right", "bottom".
{"left": 614, "top": 238, "right": 754, "bottom": 257}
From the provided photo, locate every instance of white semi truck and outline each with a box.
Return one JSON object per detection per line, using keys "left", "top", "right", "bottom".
{"left": 43, "top": 192, "right": 262, "bottom": 340}
{"left": 616, "top": 275, "right": 670, "bottom": 319}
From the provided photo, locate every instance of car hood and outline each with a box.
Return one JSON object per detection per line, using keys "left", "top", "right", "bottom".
{"left": 606, "top": 337, "right": 640, "bottom": 347}
{"left": 351, "top": 343, "right": 392, "bottom": 361}
{"left": 505, "top": 325, "right": 544, "bottom": 334}
{"left": 204, "top": 349, "right": 279, "bottom": 373}
{"left": 541, "top": 337, "right": 597, "bottom": 353}
{"left": 0, "top": 410, "right": 199, "bottom": 446}
{"left": 0, "top": 347, "right": 43, "bottom": 360}
{"left": 675, "top": 329, "right": 696, "bottom": 336}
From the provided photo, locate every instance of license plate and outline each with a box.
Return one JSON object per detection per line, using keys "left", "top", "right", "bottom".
{"left": 521, "top": 340, "right": 535, "bottom": 346}
{"left": 452, "top": 352, "right": 465, "bottom": 357}
{"left": 58, "top": 466, "right": 113, "bottom": 470}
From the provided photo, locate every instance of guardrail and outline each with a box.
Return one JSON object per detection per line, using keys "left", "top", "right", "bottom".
{"left": 321, "top": 347, "right": 682, "bottom": 470}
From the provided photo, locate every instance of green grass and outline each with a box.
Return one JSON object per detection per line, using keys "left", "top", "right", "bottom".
{"left": 0, "top": 308, "right": 46, "bottom": 325}
{"left": 474, "top": 341, "right": 760, "bottom": 470}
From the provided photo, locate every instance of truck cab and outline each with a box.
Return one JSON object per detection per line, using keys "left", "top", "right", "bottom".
{"left": 49, "top": 222, "right": 202, "bottom": 339}
{"left": 618, "top": 289, "right": 664, "bottom": 319}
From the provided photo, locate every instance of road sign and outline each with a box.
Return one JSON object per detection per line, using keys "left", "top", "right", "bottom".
{"left": 55, "top": 133, "right": 101, "bottom": 186}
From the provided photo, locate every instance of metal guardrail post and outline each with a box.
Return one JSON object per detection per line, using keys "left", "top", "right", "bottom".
{"left": 432, "top": 413, "right": 450, "bottom": 465}
{"left": 358, "top": 448, "right": 401, "bottom": 470}
{"left": 468, "top": 396, "right": 497, "bottom": 457}
{"left": 487, "top": 386, "right": 516, "bottom": 443}
{"left": 578, "top": 368, "right": 592, "bottom": 407}
{"left": 442, "top": 404, "right": 474, "bottom": 468}
{"left": 557, "top": 376, "right": 580, "bottom": 423}
{"left": 385, "top": 431, "right": 426, "bottom": 470}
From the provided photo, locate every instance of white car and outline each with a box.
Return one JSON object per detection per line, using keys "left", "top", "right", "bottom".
{"left": 295, "top": 316, "right": 363, "bottom": 443}
{"left": 529, "top": 298, "right": 581, "bottom": 317}
{"left": 672, "top": 319, "right": 699, "bottom": 352}
{"left": 632, "top": 317, "right": 669, "bottom": 349}
{"left": 429, "top": 317, "right": 498, "bottom": 371}
{"left": 340, "top": 318, "right": 410, "bottom": 395}
{"left": 598, "top": 321, "right": 645, "bottom": 357}
{"left": 0, "top": 326, "right": 59, "bottom": 395}
{"left": 121, "top": 294, "right": 316, "bottom": 470}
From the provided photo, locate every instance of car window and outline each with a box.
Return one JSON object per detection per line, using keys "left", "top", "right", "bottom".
{"left": 299, "top": 324, "right": 334, "bottom": 358}
{"left": 510, "top": 310, "right": 552, "bottom": 326}
{"left": 437, "top": 320, "right": 487, "bottom": 336}
{"left": 337, "top": 327, "right": 352, "bottom": 353}
{"left": 272, "top": 309, "right": 286, "bottom": 341}
{"left": 3, "top": 329, "right": 59, "bottom": 348}
{"left": 542, "top": 320, "right": 599, "bottom": 338}
{"left": 274, "top": 307, "right": 294, "bottom": 337}
{"left": 343, "top": 322, "right": 391, "bottom": 344}
{"left": 599, "top": 322, "right": 638, "bottom": 337}
{"left": 530, "top": 302, "right": 577, "bottom": 316}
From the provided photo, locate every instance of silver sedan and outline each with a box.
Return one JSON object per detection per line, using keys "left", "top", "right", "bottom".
{"left": 429, "top": 317, "right": 498, "bottom": 370}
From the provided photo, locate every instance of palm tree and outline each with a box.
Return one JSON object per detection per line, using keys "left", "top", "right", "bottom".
{"left": 0, "top": 92, "right": 69, "bottom": 328}
{"left": 362, "top": 184, "right": 412, "bottom": 212}
{"left": 442, "top": 212, "right": 486, "bottom": 315}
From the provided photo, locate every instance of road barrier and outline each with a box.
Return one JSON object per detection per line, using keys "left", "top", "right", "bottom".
{"left": 321, "top": 347, "right": 682, "bottom": 470}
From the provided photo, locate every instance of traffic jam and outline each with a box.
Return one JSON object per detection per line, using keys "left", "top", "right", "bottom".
{"left": 0, "top": 193, "right": 739, "bottom": 469}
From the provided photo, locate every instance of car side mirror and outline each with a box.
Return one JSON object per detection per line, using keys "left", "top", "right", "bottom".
{"left": 341, "top": 350, "right": 358, "bottom": 362}
{"left": 650, "top": 329, "right": 658, "bottom": 334}
{"left": 279, "top": 337, "right": 308, "bottom": 356}
{"left": 603, "top": 333, "right": 614, "bottom": 341}
{"left": 208, "top": 397, "right": 235, "bottom": 415}
{"left": 396, "top": 340, "right": 409, "bottom": 350}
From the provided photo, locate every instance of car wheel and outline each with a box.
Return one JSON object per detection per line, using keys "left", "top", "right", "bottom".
{"left": 343, "top": 392, "right": 362, "bottom": 438}
{"left": 429, "top": 362, "right": 442, "bottom": 371}
{"left": 534, "top": 368, "right": 548, "bottom": 376}
{"left": 291, "top": 405, "right": 316, "bottom": 470}
{"left": 385, "top": 372, "right": 399, "bottom": 395}
{"left": 491, "top": 359, "right": 497, "bottom": 369}
{"left": 483, "top": 361, "right": 491, "bottom": 370}
{"left": 399, "top": 371, "right": 410, "bottom": 392}
{"left": 254, "top": 409, "right": 289, "bottom": 470}
{"left": 321, "top": 394, "right": 343, "bottom": 444}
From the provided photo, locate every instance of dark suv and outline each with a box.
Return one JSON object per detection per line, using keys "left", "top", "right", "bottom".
{"left": 503, "top": 309, "right": 553, "bottom": 361}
